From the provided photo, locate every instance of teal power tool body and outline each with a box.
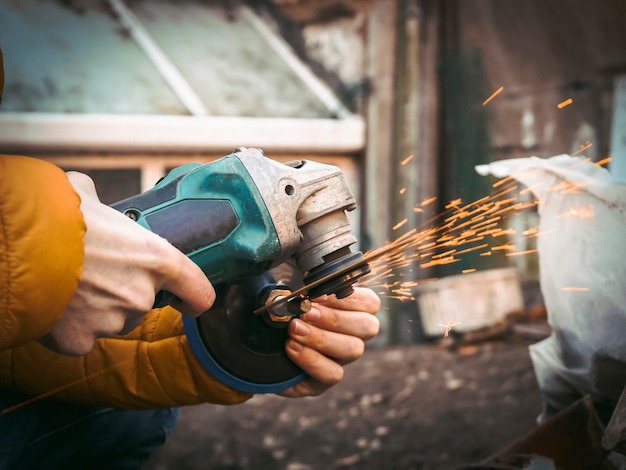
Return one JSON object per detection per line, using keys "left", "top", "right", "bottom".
{"left": 111, "top": 148, "right": 370, "bottom": 394}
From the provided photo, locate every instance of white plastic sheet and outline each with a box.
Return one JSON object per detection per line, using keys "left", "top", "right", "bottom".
{"left": 476, "top": 155, "right": 626, "bottom": 421}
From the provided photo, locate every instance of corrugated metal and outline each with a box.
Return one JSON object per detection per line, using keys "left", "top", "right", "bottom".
{"left": 0, "top": 0, "right": 186, "bottom": 114}
{"left": 0, "top": 0, "right": 332, "bottom": 118}
{"left": 129, "top": 1, "right": 330, "bottom": 118}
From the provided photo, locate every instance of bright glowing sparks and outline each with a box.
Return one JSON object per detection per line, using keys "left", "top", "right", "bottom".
{"left": 358, "top": 176, "right": 547, "bottom": 302}
{"left": 493, "top": 175, "right": 513, "bottom": 188}
{"left": 572, "top": 141, "right": 593, "bottom": 156}
{"left": 557, "top": 205, "right": 594, "bottom": 219}
{"left": 1, "top": 359, "right": 133, "bottom": 415}
{"left": 420, "top": 196, "right": 437, "bottom": 207}
{"left": 437, "top": 320, "right": 462, "bottom": 338}
{"left": 557, "top": 98, "right": 573, "bottom": 109}
{"left": 505, "top": 249, "right": 539, "bottom": 257}
{"left": 401, "top": 154, "right": 414, "bottom": 165}
{"left": 561, "top": 287, "right": 590, "bottom": 292}
{"left": 482, "top": 86, "right": 504, "bottom": 106}
{"left": 392, "top": 218, "right": 409, "bottom": 231}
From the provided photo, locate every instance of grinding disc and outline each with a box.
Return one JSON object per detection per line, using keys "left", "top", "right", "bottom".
{"left": 183, "top": 262, "right": 307, "bottom": 393}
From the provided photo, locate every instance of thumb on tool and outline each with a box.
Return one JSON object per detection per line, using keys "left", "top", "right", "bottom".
{"left": 69, "top": 170, "right": 215, "bottom": 319}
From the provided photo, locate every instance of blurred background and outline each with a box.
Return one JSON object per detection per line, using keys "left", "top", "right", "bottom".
{"left": 2, "top": 1, "right": 626, "bottom": 468}
{"left": 2, "top": 0, "right": 625, "bottom": 343}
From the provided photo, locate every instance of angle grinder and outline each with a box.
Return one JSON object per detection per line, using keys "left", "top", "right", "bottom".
{"left": 111, "top": 148, "right": 370, "bottom": 393}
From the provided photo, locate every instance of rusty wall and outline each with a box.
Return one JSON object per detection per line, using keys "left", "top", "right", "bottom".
{"left": 274, "top": 0, "right": 626, "bottom": 185}
{"left": 450, "top": 0, "right": 626, "bottom": 162}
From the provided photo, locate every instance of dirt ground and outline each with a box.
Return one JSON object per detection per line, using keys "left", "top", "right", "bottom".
{"left": 144, "top": 329, "right": 547, "bottom": 470}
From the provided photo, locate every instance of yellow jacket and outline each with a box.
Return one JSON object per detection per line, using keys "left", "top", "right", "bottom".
{"left": 0, "top": 155, "right": 252, "bottom": 408}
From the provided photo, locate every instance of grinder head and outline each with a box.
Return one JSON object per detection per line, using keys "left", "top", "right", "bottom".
{"left": 185, "top": 149, "right": 371, "bottom": 393}
{"left": 236, "top": 149, "right": 365, "bottom": 274}
{"left": 303, "top": 247, "right": 370, "bottom": 299}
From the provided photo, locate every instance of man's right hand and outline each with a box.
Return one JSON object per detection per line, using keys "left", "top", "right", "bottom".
{"left": 38, "top": 172, "right": 215, "bottom": 356}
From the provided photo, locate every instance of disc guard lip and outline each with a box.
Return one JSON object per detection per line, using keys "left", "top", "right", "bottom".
{"left": 183, "top": 264, "right": 308, "bottom": 394}
{"left": 183, "top": 315, "right": 307, "bottom": 394}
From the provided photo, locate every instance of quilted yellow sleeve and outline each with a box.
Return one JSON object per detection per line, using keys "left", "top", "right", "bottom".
{"left": 0, "top": 155, "right": 85, "bottom": 349}
{"left": 0, "top": 306, "right": 252, "bottom": 408}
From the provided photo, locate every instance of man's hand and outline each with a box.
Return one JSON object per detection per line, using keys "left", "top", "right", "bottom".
{"left": 278, "top": 287, "right": 380, "bottom": 398}
{"left": 38, "top": 172, "right": 215, "bottom": 356}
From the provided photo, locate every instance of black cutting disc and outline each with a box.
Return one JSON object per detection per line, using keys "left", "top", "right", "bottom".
{"left": 304, "top": 250, "right": 371, "bottom": 299}
{"left": 196, "top": 263, "right": 304, "bottom": 385}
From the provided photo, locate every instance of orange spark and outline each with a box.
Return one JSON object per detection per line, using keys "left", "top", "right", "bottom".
{"left": 1, "top": 359, "right": 133, "bottom": 415}
{"left": 595, "top": 156, "right": 612, "bottom": 167}
{"left": 490, "top": 228, "right": 516, "bottom": 238}
{"left": 505, "top": 249, "right": 539, "bottom": 257}
{"left": 432, "top": 249, "right": 457, "bottom": 259}
{"left": 402, "top": 281, "right": 420, "bottom": 288}
{"left": 557, "top": 205, "right": 594, "bottom": 219}
{"left": 474, "top": 228, "right": 503, "bottom": 237}
{"left": 401, "top": 154, "right": 414, "bottom": 165}
{"left": 437, "top": 320, "right": 462, "bottom": 338}
{"left": 567, "top": 157, "right": 593, "bottom": 171}
{"left": 459, "top": 195, "right": 491, "bottom": 212}
{"left": 457, "top": 235, "right": 485, "bottom": 245}
{"left": 561, "top": 287, "right": 590, "bottom": 292}
{"left": 561, "top": 181, "right": 593, "bottom": 194}
{"left": 395, "top": 227, "right": 419, "bottom": 242}
{"left": 557, "top": 98, "right": 573, "bottom": 109}
{"left": 525, "top": 228, "right": 555, "bottom": 238}
{"left": 523, "top": 227, "right": 539, "bottom": 237}
{"left": 469, "top": 215, "right": 486, "bottom": 225}
{"left": 482, "top": 86, "right": 504, "bottom": 106}
{"left": 493, "top": 175, "right": 514, "bottom": 188}
{"left": 445, "top": 198, "right": 463, "bottom": 209}
{"left": 462, "top": 268, "right": 477, "bottom": 274}
{"left": 455, "top": 244, "right": 489, "bottom": 255}
{"left": 492, "top": 243, "right": 517, "bottom": 252}
{"left": 399, "top": 187, "right": 407, "bottom": 195}
{"left": 359, "top": 180, "right": 553, "bottom": 300}
{"left": 420, "top": 196, "right": 438, "bottom": 207}
{"left": 392, "top": 218, "right": 408, "bottom": 230}
{"left": 420, "top": 257, "right": 460, "bottom": 268}
{"left": 550, "top": 179, "right": 594, "bottom": 195}
{"left": 459, "top": 229, "right": 477, "bottom": 238}
{"left": 572, "top": 141, "right": 593, "bottom": 156}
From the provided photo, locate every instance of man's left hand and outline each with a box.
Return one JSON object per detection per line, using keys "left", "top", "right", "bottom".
{"left": 278, "top": 287, "right": 380, "bottom": 398}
